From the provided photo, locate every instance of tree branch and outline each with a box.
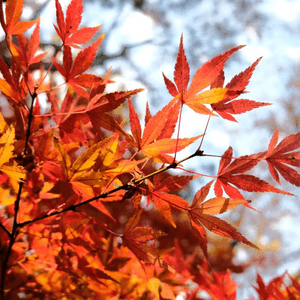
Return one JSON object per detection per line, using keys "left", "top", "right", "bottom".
{"left": 17, "top": 149, "right": 205, "bottom": 228}
{"left": 0, "top": 88, "right": 37, "bottom": 298}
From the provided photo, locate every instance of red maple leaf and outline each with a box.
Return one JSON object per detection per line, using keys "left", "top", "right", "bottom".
{"left": 214, "top": 146, "right": 293, "bottom": 199}
{"left": 122, "top": 210, "right": 166, "bottom": 264}
{"left": 163, "top": 36, "right": 246, "bottom": 115}
{"left": 264, "top": 128, "right": 300, "bottom": 186}
{"left": 163, "top": 34, "right": 189, "bottom": 96}
{"left": 54, "top": 0, "right": 101, "bottom": 48}
{"left": 253, "top": 273, "right": 287, "bottom": 300}
{"left": 52, "top": 35, "right": 105, "bottom": 98}
{"left": 211, "top": 58, "right": 271, "bottom": 121}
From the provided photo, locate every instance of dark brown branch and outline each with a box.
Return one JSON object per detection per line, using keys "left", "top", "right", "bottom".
{"left": 0, "top": 89, "right": 37, "bottom": 299}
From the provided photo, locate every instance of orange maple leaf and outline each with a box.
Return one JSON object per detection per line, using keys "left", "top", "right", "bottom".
{"left": 188, "top": 181, "right": 259, "bottom": 257}
{"left": 127, "top": 98, "right": 201, "bottom": 163}
{"left": 0, "top": 0, "right": 37, "bottom": 35}
{"left": 0, "top": 56, "right": 28, "bottom": 103}
{"left": 54, "top": 0, "right": 101, "bottom": 48}
{"left": 13, "top": 19, "right": 47, "bottom": 69}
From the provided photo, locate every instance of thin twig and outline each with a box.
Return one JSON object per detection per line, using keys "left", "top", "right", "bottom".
{"left": 0, "top": 223, "right": 10, "bottom": 238}
{"left": 18, "top": 149, "right": 205, "bottom": 228}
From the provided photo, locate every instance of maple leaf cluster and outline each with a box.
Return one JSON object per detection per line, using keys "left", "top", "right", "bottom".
{"left": 0, "top": 0, "right": 300, "bottom": 299}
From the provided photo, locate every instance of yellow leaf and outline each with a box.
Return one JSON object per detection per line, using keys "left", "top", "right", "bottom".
{"left": 187, "top": 88, "right": 228, "bottom": 105}
{"left": 101, "top": 134, "right": 119, "bottom": 167}
{"left": 0, "top": 162, "right": 25, "bottom": 182}
{"left": 35, "top": 273, "right": 51, "bottom": 291}
{"left": 147, "top": 278, "right": 160, "bottom": 298}
{"left": 71, "top": 171, "right": 107, "bottom": 197}
{"left": 0, "top": 123, "right": 15, "bottom": 166}
{"left": 0, "top": 113, "right": 25, "bottom": 183}
{"left": 53, "top": 137, "right": 71, "bottom": 180}
{"left": 65, "top": 218, "right": 90, "bottom": 238}
{"left": 71, "top": 171, "right": 104, "bottom": 187}
{"left": 0, "top": 187, "right": 13, "bottom": 206}
{"left": 0, "top": 111, "right": 9, "bottom": 133}
{"left": 72, "top": 143, "right": 103, "bottom": 175}
{"left": 106, "top": 159, "right": 146, "bottom": 174}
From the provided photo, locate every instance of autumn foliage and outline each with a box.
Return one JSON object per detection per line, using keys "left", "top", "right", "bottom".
{"left": 1, "top": 0, "right": 300, "bottom": 299}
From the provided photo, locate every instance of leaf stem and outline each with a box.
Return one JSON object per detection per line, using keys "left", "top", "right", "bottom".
{"left": 197, "top": 115, "right": 211, "bottom": 151}
{"left": 175, "top": 166, "right": 213, "bottom": 177}
{"left": 37, "top": 45, "right": 64, "bottom": 90}
{"left": 173, "top": 100, "right": 184, "bottom": 162}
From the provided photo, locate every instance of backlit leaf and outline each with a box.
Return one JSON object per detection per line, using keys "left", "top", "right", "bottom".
{"left": 211, "top": 57, "right": 271, "bottom": 121}
{"left": 192, "top": 213, "right": 259, "bottom": 249}
{"left": 71, "top": 142, "right": 103, "bottom": 175}
{"left": 193, "top": 197, "right": 250, "bottom": 215}
{"left": 190, "top": 180, "right": 214, "bottom": 208}
{"left": 141, "top": 134, "right": 202, "bottom": 158}
{"left": 0, "top": 118, "right": 14, "bottom": 166}
{"left": 188, "top": 88, "right": 228, "bottom": 104}
{"left": 141, "top": 95, "right": 179, "bottom": 147}
{"left": 69, "top": 34, "right": 105, "bottom": 78}
{"left": 65, "top": 0, "right": 83, "bottom": 33}
{"left": 264, "top": 130, "right": 300, "bottom": 186}
{"left": 0, "top": 162, "right": 25, "bottom": 183}
{"left": 215, "top": 146, "right": 292, "bottom": 198}
{"left": 185, "top": 45, "right": 244, "bottom": 99}
{"left": 0, "top": 113, "right": 25, "bottom": 182}
{"left": 3, "top": 0, "right": 37, "bottom": 35}
{"left": 65, "top": 26, "right": 102, "bottom": 47}
{"left": 128, "top": 227, "right": 166, "bottom": 243}
{"left": 128, "top": 99, "right": 142, "bottom": 148}
{"left": 174, "top": 34, "right": 190, "bottom": 93}
{"left": 162, "top": 72, "right": 178, "bottom": 97}
{"left": 53, "top": 137, "right": 71, "bottom": 180}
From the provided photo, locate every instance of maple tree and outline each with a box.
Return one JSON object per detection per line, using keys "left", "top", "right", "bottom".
{"left": 0, "top": 0, "right": 300, "bottom": 299}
